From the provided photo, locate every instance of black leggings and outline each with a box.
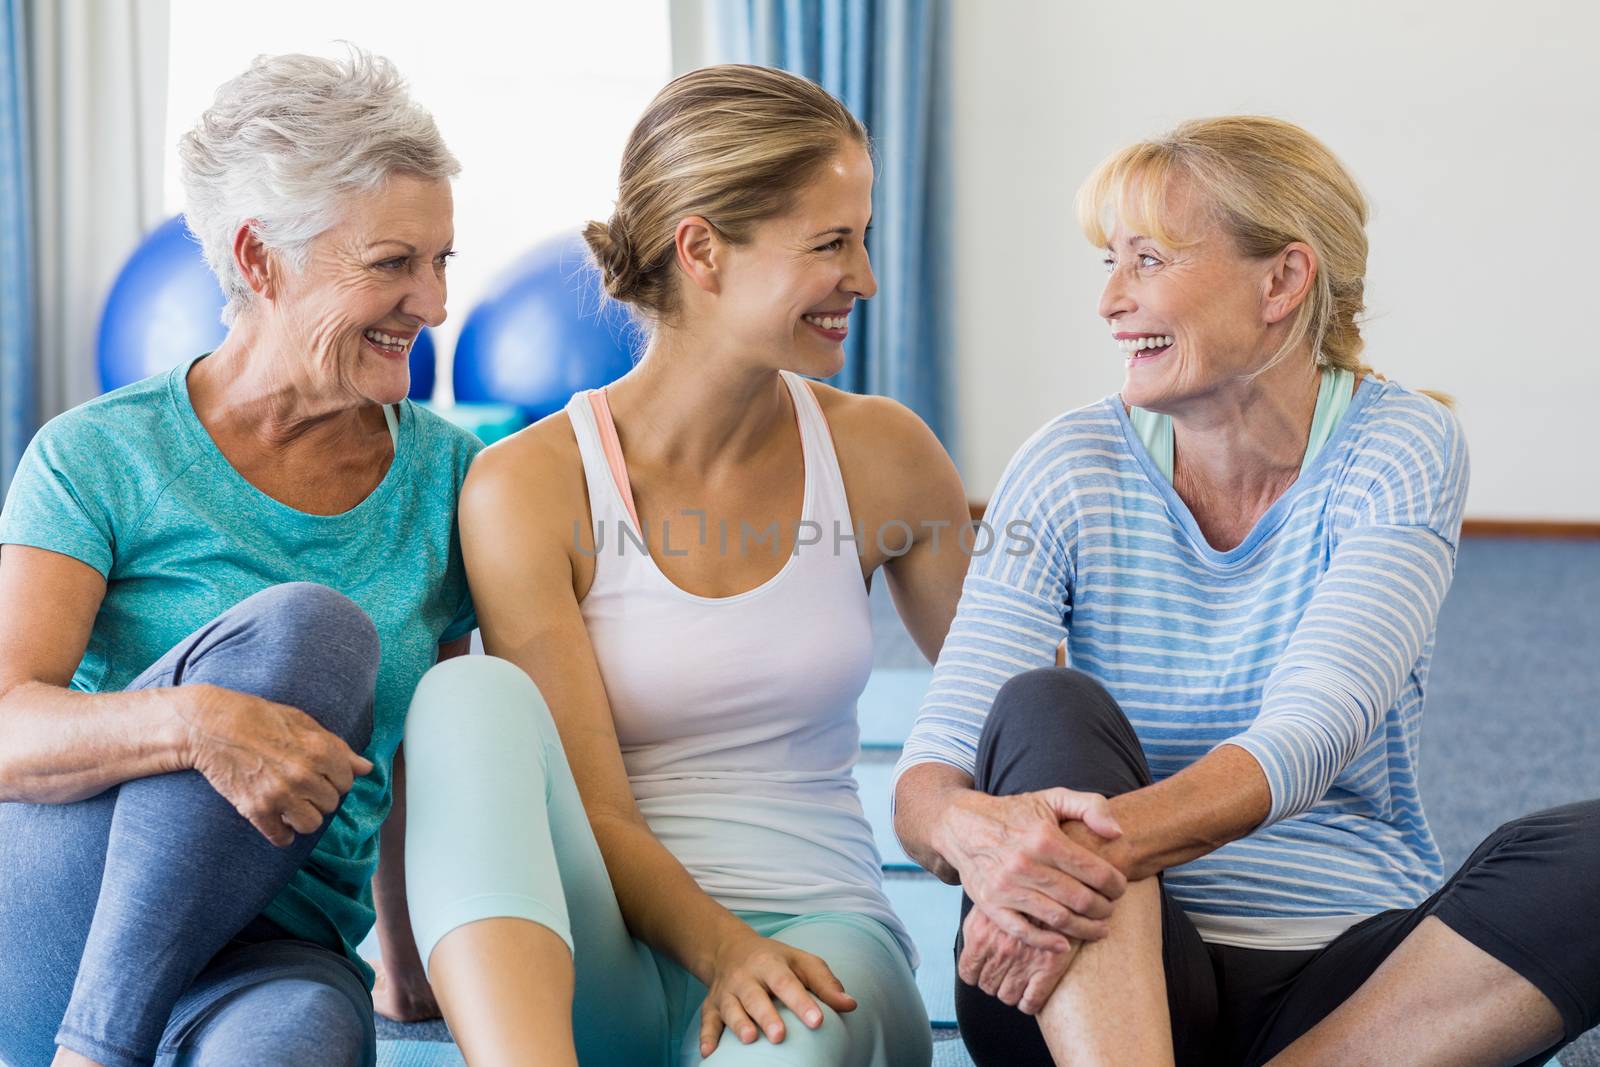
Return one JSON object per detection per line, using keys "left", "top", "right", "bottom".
{"left": 954, "top": 667, "right": 1600, "bottom": 1067}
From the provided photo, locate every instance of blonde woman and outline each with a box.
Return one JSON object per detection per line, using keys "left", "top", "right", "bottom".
{"left": 892, "top": 116, "right": 1599, "bottom": 1067}
{"left": 377, "top": 66, "right": 973, "bottom": 1065}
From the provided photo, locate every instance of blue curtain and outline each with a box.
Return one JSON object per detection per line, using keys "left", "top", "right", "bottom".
{"left": 713, "top": 0, "right": 952, "bottom": 448}
{"left": 0, "top": 0, "right": 34, "bottom": 497}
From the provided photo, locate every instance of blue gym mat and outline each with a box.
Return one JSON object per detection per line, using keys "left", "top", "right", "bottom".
{"left": 379, "top": 1041, "right": 466, "bottom": 1067}
{"left": 376, "top": 1033, "right": 981, "bottom": 1066}
{"left": 371, "top": 539, "right": 1597, "bottom": 1066}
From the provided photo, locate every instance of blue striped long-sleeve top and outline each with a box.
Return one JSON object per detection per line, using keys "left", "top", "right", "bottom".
{"left": 894, "top": 378, "right": 1470, "bottom": 950}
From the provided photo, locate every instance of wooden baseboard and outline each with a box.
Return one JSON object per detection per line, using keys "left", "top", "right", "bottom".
{"left": 968, "top": 502, "right": 1600, "bottom": 539}
{"left": 1459, "top": 519, "right": 1600, "bottom": 539}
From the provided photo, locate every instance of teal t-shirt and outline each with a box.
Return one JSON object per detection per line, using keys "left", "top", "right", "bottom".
{"left": 0, "top": 353, "right": 482, "bottom": 985}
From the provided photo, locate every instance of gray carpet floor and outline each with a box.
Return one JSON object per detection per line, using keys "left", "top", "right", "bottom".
{"left": 379, "top": 537, "right": 1599, "bottom": 1065}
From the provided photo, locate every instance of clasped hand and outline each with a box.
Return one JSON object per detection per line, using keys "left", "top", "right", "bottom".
{"left": 946, "top": 788, "right": 1130, "bottom": 1015}
{"left": 176, "top": 683, "right": 373, "bottom": 847}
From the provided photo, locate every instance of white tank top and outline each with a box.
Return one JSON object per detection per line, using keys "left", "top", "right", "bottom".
{"left": 565, "top": 371, "right": 915, "bottom": 965}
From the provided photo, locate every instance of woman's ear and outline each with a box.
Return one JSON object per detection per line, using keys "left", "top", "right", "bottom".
{"left": 1262, "top": 241, "right": 1317, "bottom": 325}
{"left": 232, "top": 220, "right": 280, "bottom": 303}
{"left": 674, "top": 216, "right": 723, "bottom": 296}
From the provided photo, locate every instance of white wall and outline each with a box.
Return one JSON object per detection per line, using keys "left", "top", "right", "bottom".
{"left": 950, "top": 0, "right": 1599, "bottom": 519}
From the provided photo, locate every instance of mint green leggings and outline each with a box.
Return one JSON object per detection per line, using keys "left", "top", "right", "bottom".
{"left": 403, "top": 656, "right": 932, "bottom": 1066}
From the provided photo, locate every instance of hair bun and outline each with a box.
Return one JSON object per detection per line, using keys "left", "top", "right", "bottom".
{"left": 583, "top": 216, "right": 639, "bottom": 302}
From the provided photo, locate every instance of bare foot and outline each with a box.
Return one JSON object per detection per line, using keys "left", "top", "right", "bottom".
{"left": 52, "top": 1048, "right": 107, "bottom": 1067}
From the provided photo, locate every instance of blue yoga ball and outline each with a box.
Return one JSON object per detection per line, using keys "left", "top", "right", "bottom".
{"left": 406, "top": 328, "right": 437, "bottom": 401}
{"left": 98, "top": 214, "right": 438, "bottom": 398}
{"left": 452, "top": 230, "right": 643, "bottom": 419}
{"left": 97, "top": 216, "right": 227, "bottom": 392}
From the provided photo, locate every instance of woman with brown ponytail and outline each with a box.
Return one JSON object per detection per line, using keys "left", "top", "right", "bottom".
{"left": 381, "top": 65, "right": 979, "bottom": 1066}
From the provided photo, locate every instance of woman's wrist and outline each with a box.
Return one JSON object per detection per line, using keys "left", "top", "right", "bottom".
{"left": 898, "top": 766, "right": 979, "bottom": 882}
{"left": 163, "top": 683, "right": 217, "bottom": 772}
{"left": 692, "top": 911, "right": 759, "bottom": 983}
{"left": 928, "top": 788, "right": 984, "bottom": 879}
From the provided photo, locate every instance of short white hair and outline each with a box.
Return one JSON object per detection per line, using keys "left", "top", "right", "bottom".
{"left": 179, "top": 47, "right": 460, "bottom": 325}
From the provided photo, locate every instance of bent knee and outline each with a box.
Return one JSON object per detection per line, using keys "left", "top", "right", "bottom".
{"left": 408, "top": 656, "right": 547, "bottom": 729}
{"left": 983, "top": 666, "right": 1126, "bottom": 754}
{"left": 992, "top": 667, "right": 1116, "bottom": 722}
{"left": 405, "top": 656, "right": 557, "bottom": 770}
{"left": 1485, "top": 799, "right": 1600, "bottom": 879}
{"left": 702, "top": 1003, "right": 852, "bottom": 1065}
{"left": 230, "top": 583, "right": 379, "bottom": 741}
{"left": 239, "top": 583, "right": 379, "bottom": 663}
{"left": 976, "top": 667, "right": 1144, "bottom": 797}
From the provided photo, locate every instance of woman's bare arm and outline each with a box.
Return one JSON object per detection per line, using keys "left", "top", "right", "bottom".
{"left": 0, "top": 543, "right": 373, "bottom": 847}
{"left": 0, "top": 544, "right": 190, "bottom": 802}
{"left": 842, "top": 394, "right": 973, "bottom": 664}
{"left": 457, "top": 436, "right": 754, "bottom": 981}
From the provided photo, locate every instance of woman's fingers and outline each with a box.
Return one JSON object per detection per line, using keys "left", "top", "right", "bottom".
{"left": 977, "top": 938, "right": 1012, "bottom": 998}
{"left": 703, "top": 937, "right": 854, "bottom": 1055}
{"left": 766, "top": 966, "right": 824, "bottom": 1029}
{"left": 969, "top": 909, "right": 1026, "bottom": 1001}
{"left": 192, "top": 692, "right": 372, "bottom": 845}
{"left": 1040, "top": 787, "right": 1123, "bottom": 841}
{"left": 301, "top": 773, "right": 342, "bottom": 815}
{"left": 698, "top": 999, "right": 725, "bottom": 1057}
{"left": 279, "top": 798, "right": 324, "bottom": 836}
{"left": 965, "top": 906, "right": 1076, "bottom": 1011}
{"left": 1018, "top": 958, "right": 1072, "bottom": 1016}
{"left": 998, "top": 883, "right": 1113, "bottom": 940}
{"left": 735, "top": 984, "right": 785, "bottom": 1044}
{"left": 793, "top": 953, "right": 857, "bottom": 1013}
{"left": 995, "top": 962, "right": 1030, "bottom": 1005}
{"left": 957, "top": 930, "right": 990, "bottom": 986}
{"left": 1018, "top": 859, "right": 1117, "bottom": 923}
{"left": 1027, "top": 822, "right": 1126, "bottom": 903}
{"left": 720, "top": 993, "right": 760, "bottom": 1045}
{"left": 990, "top": 901, "right": 1080, "bottom": 950}
{"left": 1026, "top": 860, "right": 1121, "bottom": 925}
{"left": 251, "top": 809, "right": 295, "bottom": 847}
{"left": 959, "top": 906, "right": 1001, "bottom": 986}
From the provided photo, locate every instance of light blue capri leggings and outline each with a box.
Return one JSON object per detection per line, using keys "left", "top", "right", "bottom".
{"left": 403, "top": 656, "right": 932, "bottom": 1066}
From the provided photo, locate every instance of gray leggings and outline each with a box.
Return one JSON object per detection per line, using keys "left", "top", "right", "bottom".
{"left": 0, "top": 582, "right": 379, "bottom": 1067}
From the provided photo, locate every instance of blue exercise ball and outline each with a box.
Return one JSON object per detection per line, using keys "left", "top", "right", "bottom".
{"left": 99, "top": 214, "right": 438, "bottom": 398}
{"left": 407, "top": 328, "right": 437, "bottom": 401}
{"left": 97, "top": 215, "right": 227, "bottom": 392}
{"left": 452, "top": 230, "right": 643, "bottom": 419}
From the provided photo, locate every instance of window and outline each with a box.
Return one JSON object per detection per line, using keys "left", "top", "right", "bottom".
{"left": 162, "top": 0, "right": 672, "bottom": 399}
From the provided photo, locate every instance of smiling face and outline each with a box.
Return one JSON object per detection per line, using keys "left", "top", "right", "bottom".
{"left": 711, "top": 143, "right": 877, "bottom": 378}
{"left": 268, "top": 173, "right": 454, "bottom": 406}
{"left": 1098, "top": 182, "right": 1290, "bottom": 414}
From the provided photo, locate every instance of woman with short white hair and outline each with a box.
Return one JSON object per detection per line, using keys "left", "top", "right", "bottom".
{"left": 0, "top": 49, "right": 477, "bottom": 1067}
